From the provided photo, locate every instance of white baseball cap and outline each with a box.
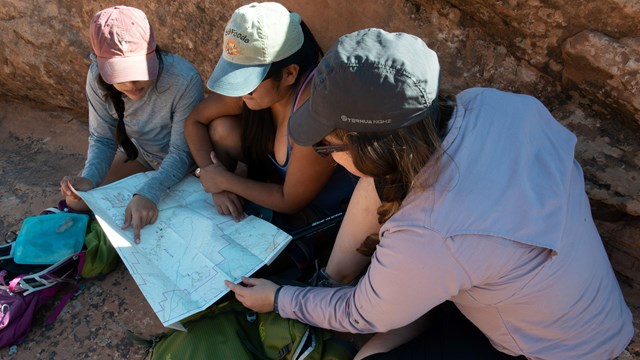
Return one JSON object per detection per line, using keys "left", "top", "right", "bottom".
{"left": 207, "top": 2, "right": 304, "bottom": 96}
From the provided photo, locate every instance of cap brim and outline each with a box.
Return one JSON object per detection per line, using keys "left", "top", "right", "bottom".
{"left": 98, "top": 52, "right": 158, "bottom": 84}
{"left": 207, "top": 57, "right": 270, "bottom": 97}
{"left": 288, "top": 99, "right": 336, "bottom": 146}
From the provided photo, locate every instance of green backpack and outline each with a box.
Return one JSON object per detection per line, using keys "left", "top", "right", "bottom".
{"left": 133, "top": 300, "right": 356, "bottom": 360}
{"left": 80, "top": 220, "right": 119, "bottom": 278}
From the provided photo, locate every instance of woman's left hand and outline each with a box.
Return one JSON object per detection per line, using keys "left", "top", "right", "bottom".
{"left": 200, "top": 151, "right": 231, "bottom": 194}
{"left": 122, "top": 194, "right": 158, "bottom": 244}
{"left": 225, "top": 276, "right": 280, "bottom": 313}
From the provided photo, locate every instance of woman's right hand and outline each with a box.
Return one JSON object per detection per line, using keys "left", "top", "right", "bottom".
{"left": 225, "top": 276, "right": 280, "bottom": 313}
{"left": 211, "top": 191, "right": 245, "bottom": 222}
{"left": 60, "top": 176, "right": 94, "bottom": 200}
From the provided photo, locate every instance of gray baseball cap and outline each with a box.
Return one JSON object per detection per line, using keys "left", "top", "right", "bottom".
{"left": 289, "top": 28, "right": 440, "bottom": 146}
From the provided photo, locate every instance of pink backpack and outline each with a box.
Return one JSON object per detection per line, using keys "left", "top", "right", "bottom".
{"left": 0, "top": 230, "right": 86, "bottom": 349}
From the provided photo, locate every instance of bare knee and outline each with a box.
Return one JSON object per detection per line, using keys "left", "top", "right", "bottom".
{"left": 209, "top": 116, "right": 242, "bottom": 154}
{"left": 355, "top": 315, "right": 428, "bottom": 359}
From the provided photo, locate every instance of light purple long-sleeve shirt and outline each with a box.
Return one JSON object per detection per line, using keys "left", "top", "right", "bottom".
{"left": 279, "top": 88, "right": 633, "bottom": 359}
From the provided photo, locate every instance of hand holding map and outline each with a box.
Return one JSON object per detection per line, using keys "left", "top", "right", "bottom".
{"left": 75, "top": 172, "right": 291, "bottom": 330}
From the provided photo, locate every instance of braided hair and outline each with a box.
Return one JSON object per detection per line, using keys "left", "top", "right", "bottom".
{"left": 96, "top": 48, "right": 165, "bottom": 162}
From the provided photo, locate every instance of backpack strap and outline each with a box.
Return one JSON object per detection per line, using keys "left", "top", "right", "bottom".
{"left": 45, "top": 286, "right": 73, "bottom": 324}
{"left": 40, "top": 207, "right": 62, "bottom": 215}
{"left": 0, "top": 242, "right": 14, "bottom": 261}
{"left": 8, "top": 252, "right": 83, "bottom": 294}
{"left": 236, "top": 328, "right": 271, "bottom": 360}
{"left": 125, "top": 329, "right": 166, "bottom": 348}
{"left": 291, "top": 327, "right": 315, "bottom": 360}
{"left": 44, "top": 251, "right": 85, "bottom": 324}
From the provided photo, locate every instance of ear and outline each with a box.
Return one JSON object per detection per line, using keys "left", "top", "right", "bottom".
{"left": 281, "top": 64, "right": 300, "bottom": 87}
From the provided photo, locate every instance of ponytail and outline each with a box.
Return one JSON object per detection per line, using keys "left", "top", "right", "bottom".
{"left": 105, "top": 84, "right": 139, "bottom": 162}
{"left": 97, "top": 78, "right": 138, "bottom": 162}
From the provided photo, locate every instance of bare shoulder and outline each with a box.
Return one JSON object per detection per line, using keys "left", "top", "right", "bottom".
{"left": 189, "top": 93, "right": 243, "bottom": 124}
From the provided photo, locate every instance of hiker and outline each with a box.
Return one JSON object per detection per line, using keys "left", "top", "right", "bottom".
{"left": 184, "top": 3, "right": 356, "bottom": 268}
{"left": 59, "top": 6, "right": 203, "bottom": 243}
{"left": 226, "top": 29, "right": 633, "bottom": 359}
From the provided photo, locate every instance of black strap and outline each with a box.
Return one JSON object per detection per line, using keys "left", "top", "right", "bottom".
{"left": 125, "top": 329, "right": 165, "bottom": 349}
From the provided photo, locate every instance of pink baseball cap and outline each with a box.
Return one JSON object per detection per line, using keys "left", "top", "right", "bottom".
{"left": 89, "top": 6, "right": 158, "bottom": 84}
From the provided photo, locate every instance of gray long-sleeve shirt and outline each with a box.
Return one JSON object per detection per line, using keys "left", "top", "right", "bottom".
{"left": 82, "top": 53, "right": 203, "bottom": 204}
{"left": 279, "top": 88, "right": 633, "bottom": 359}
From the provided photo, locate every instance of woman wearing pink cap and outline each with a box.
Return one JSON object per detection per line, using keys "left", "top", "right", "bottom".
{"left": 185, "top": 3, "right": 357, "bottom": 272}
{"left": 226, "top": 29, "right": 632, "bottom": 359}
{"left": 59, "top": 6, "right": 203, "bottom": 243}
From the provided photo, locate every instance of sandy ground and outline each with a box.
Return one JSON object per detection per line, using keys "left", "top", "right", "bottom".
{"left": 0, "top": 98, "right": 166, "bottom": 359}
{"left": 0, "top": 97, "right": 637, "bottom": 359}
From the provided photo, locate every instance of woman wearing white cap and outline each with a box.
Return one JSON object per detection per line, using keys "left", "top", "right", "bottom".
{"left": 59, "top": 6, "right": 203, "bottom": 243}
{"left": 185, "top": 3, "right": 357, "bottom": 269}
{"left": 226, "top": 29, "right": 633, "bottom": 359}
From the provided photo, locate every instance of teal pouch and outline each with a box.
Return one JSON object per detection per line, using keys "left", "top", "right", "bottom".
{"left": 13, "top": 213, "right": 89, "bottom": 265}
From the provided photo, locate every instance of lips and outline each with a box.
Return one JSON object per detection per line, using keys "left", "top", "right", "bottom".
{"left": 126, "top": 87, "right": 146, "bottom": 98}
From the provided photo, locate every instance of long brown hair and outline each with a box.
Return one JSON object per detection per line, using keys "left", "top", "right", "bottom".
{"left": 240, "top": 20, "right": 323, "bottom": 182}
{"left": 333, "top": 95, "right": 455, "bottom": 256}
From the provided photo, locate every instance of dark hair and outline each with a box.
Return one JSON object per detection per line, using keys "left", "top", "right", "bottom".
{"left": 241, "top": 20, "right": 323, "bottom": 182}
{"left": 97, "top": 47, "right": 165, "bottom": 162}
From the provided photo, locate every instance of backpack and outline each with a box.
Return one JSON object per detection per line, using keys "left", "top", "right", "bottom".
{"left": 0, "top": 206, "right": 93, "bottom": 349}
{"left": 41, "top": 200, "right": 119, "bottom": 279}
{"left": 0, "top": 241, "right": 85, "bottom": 349}
{"left": 80, "top": 220, "right": 119, "bottom": 278}
{"left": 131, "top": 300, "right": 356, "bottom": 360}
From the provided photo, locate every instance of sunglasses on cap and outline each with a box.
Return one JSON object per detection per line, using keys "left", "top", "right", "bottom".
{"left": 312, "top": 139, "right": 349, "bottom": 158}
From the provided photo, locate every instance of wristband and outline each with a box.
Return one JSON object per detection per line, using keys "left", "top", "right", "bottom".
{"left": 273, "top": 286, "right": 283, "bottom": 314}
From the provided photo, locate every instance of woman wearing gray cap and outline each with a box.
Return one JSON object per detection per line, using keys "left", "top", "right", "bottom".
{"left": 226, "top": 28, "right": 632, "bottom": 359}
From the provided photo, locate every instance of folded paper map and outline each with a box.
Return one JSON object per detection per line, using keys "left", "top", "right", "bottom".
{"left": 76, "top": 172, "right": 292, "bottom": 330}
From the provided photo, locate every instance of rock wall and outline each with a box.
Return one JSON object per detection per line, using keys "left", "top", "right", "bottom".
{"left": 0, "top": 0, "right": 639, "bottom": 285}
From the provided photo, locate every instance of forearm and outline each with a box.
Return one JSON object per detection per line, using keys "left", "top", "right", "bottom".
{"left": 135, "top": 149, "right": 192, "bottom": 204}
{"left": 278, "top": 268, "right": 429, "bottom": 334}
{"left": 326, "top": 177, "right": 381, "bottom": 283}
{"left": 278, "top": 286, "right": 380, "bottom": 333}
{"left": 184, "top": 120, "right": 215, "bottom": 168}
{"left": 82, "top": 135, "right": 117, "bottom": 187}
{"left": 279, "top": 226, "right": 468, "bottom": 334}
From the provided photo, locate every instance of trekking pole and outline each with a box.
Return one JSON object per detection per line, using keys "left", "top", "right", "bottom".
{"left": 288, "top": 212, "right": 344, "bottom": 241}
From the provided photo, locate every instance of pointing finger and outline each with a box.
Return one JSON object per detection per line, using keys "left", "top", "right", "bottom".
{"left": 133, "top": 217, "right": 141, "bottom": 244}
